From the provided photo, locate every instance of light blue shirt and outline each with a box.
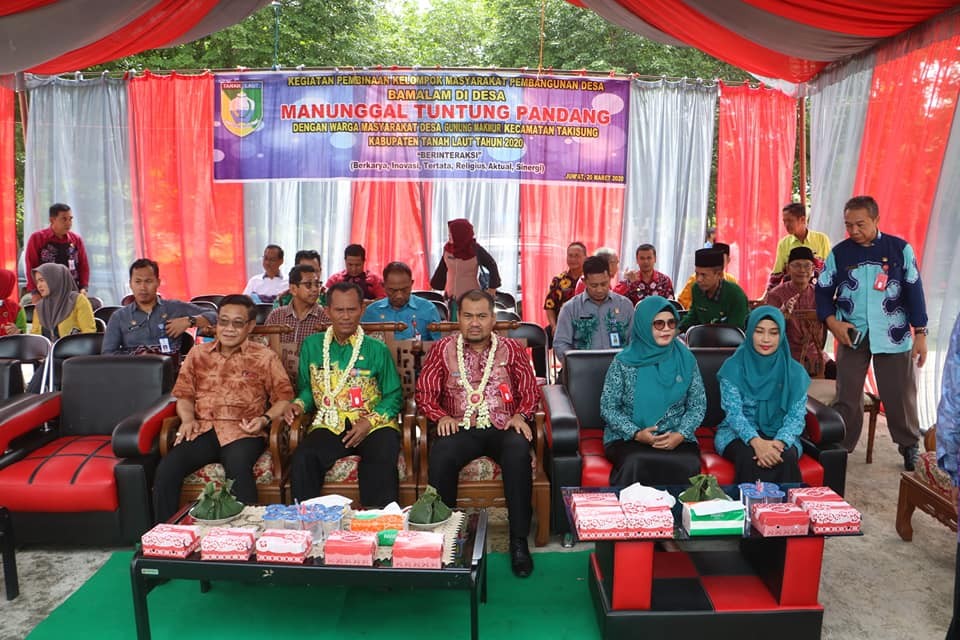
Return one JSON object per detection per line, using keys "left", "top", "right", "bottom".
{"left": 361, "top": 294, "right": 442, "bottom": 340}
{"left": 937, "top": 313, "right": 960, "bottom": 486}
{"left": 714, "top": 378, "right": 806, "bottom": 456}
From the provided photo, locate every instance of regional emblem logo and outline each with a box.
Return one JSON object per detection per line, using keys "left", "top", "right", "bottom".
{"left": 220, "top": 81, "right": 263, "bottom": 137}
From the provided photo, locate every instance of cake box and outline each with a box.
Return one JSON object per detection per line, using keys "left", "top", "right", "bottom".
{"left": 787, "top": 486, "right": 843, "bottom": 508}
{"left": 141, "top": 524, "right": 201, "bottom": 559}
{"left": 750, "top": 503, "right": 811, "bottom": 537}
{"left": 804, "top": 501, "right": 861, "bottom": 534}
{"left": 392, "top": 530, "right": 444, "bottom": 569}
{"left": 324, "top": 530, "right": 378, "bottom": 566}
{"left": 200, "top": 527, "right": 257, "bottom": 561}
{"left": 255, "top": 529, "right": 312, "bottom": 564}
{"left": 620, "top": 502, "right": 674, "bottom": 538}
{"left": 681, "top": 500, "right": 745, "bottom": 536}
{"left": 569, "top": 492, "right": 620, "bottom": 518}
{"left": 574, "top": 504, "right": 631, "bottom": 540}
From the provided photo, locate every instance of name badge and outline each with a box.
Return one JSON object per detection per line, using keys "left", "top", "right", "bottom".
{"left": 873, "top": 272, "right": 888, "bottom": 291}
{"left": 348, "top": 387, "right": 363, "bottom": 408}
{"left": 609, "top": 332, "right": 621, "bottom": 348}
{"left": 68, "top": 259, "right": 76, "bottom": 271}
{"left": 159, "top": 337, "right": 171, "bottom": 354}
{"left": 499, "top": 383, "right": 513, "bottom": 404}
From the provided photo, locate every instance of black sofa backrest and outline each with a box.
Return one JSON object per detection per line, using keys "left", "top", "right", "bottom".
{"left": 562, "top": 349, "right": 618, "bottom": 428}
{"left": 507, "top": 322, "right": 549, "bottom": 378}
{"left": 685, "top": 324, "right": 745, "bottom": 348}
{"left": 0, "top": 357, "right": 24, "bottom": 401}
{"left": 60, "top": 355, "right": 174, "bottom": 437}
{"left": 690, "top": 347, "right": 736, "bottom": 428}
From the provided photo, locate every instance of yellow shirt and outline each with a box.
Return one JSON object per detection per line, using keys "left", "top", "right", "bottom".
{"left": 677, "top": 272, "right": 738, "bottom": 310}
{"left": 771, "top": 230, "right": 831, "bottom": 277}
{"left": 30, "top": 295, "right": 96, "bottom": 338}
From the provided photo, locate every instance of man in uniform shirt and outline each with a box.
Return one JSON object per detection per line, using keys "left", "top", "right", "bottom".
{"left": 362, "top": 261, "right": 441, "bottom": 341}
{"left": 678, "top": 248, "right": 749, "bottom": 332}
{"left": 554, "top": 256, "right": 634, "bottom": 363}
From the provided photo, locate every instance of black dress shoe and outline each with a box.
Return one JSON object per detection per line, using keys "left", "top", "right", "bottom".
{"left": 899, "top": 444, "right": 919, "bottom": 471}
{"left": 509, "top": 536, "right": 534, "bottom": 578}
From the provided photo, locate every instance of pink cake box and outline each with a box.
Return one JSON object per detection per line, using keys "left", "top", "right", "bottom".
{"left": 141, "top": 524, "right": 201, "bottom": 559}
{"left": 200, "top": 527, "right": 257, "bottom": 561}
{"left": 392, "top": 530, "right": 444, "bottom": 569}
{"left": 787, "top": 486, "right": 843, "bottom": 508}
{"left": 323, "top": 530, "right": 378, "bottom": 566}
{"left": 255, "top": 529, "right": 312, "bottom": 564}
{"left": 575, "top": 504, "right": 632, "bottom": 540}
{"left": 570, "top": 492, "right": 620, "bottom": 518}
{"left": 804, "top": 501, "right": 861, "bottom": 534}
{"left": 750, "top": 503, "right": 811, "bottom": 537}
{"left": 620, "top": 503, "right": 674, "bottom": 538}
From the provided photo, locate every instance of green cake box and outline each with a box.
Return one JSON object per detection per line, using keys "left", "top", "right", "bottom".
{"left": 681, "top": 499, "right": 746, "bottom": 536}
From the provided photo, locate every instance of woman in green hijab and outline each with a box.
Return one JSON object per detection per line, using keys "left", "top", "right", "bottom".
{"left": 600, "top": 296, "right": 705, "bottom": 486}
{"left": 714, "top": 306, "right": 811, "bottom": 483}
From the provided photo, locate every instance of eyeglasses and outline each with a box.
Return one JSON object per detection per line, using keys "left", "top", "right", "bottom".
{"left": 653, "top": 318, "right": 677, "bottom": 330}
{"left": 296, "top": 280, "right": 322, "bottom": 289}
{"left": 218, "top": 318, "right": 251, "bottom": 329}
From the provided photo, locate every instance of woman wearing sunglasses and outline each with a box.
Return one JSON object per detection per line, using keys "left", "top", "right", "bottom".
{"left": 714, "top": 306, "right": 810, "bottom": 483}
{"left": 600, "top": 296, "right": 705, "bottom": 486}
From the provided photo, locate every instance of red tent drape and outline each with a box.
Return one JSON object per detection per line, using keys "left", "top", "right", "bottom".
{"left": 0, "top": 88, "right": 15, "bottom": 274}
{"left": 742, "top": 0, "right": 958, "bottom": 37}
{"left": 851, "top": 20, "right": 960, "bottom": 262}
{"left": 716, "top": 83, "right": 797, "bottom": 300}
{"left": 350, "top": 181, "right": 428, "bottom": 286}
{"left": 128, "top": 72, "right": 245, "bottom": 300}
{"left": 519, "top": 183, "right": 625, "bottom": 328}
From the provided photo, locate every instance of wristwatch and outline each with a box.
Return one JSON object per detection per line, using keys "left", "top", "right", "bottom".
{"left": 188, "top": 316, "right": 197, "bottom": 327}
{"left": 914, "top": 326, "right": 928, "bottom": 336}
{"left": 520, "top": 412, "right": 534, "bottom": 423}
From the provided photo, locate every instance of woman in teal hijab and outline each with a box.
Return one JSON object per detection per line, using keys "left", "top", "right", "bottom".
{"left": 714, "top": 306, "right": 811, "bottom": 483}
{"left": 600, "top": 296, "right": 706, "bottom": 486}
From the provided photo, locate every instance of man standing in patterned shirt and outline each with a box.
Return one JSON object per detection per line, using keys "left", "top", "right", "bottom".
{"left": 554, "top": 256, "right": 634, "bottom": 363}
{"left": 25, "top": 203, "right": 89, "bottom": 296}
{"left": 615, "top": 244, "right": 674, "bottom": 304}
{"left": 543, "top": 241, "right": 586, "bottom": 334}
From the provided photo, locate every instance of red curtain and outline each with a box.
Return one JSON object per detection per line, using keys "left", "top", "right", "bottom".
{"left": 742, "top": 1, "right": 957, "bottom": 37}
{"left": 0, "top": 1, "right": 55, "bottom": 18}
{"left": 128, "top": 72, "right": 246, "bottom": 300}
{"left": 29, "top": 1, "right": 222, "bottom": 74}
{"left": 350, "top": 181, "right": 429, "bottom": 286}
{"left": 0, "top": 88, "right": 14, "bottom": 273}
{"left": 852, "top": 19, "right": 960, "bottom": 262}
{"left": 519, "top": 183, "right": 625, "bottom": 328}
{"left": 716, "top": 83, "right": 797, "bottom": 300}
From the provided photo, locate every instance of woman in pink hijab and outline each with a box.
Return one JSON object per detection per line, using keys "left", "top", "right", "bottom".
{"left": 430, "top": 218, "right": 501, "bottom": 318}
{"left": 0, "top": 269, "right": 25, "bottom": 336}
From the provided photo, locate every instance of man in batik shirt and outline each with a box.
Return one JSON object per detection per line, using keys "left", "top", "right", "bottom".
{"left": 614, "top": 243, "right": 675, "bottom": 304}
{"left": 416, "top": 289, "right": 540, "bottom": 578}
{"left": 936, "top": 312, "right": 960, "bottom": 638}
{"left": 543, "top": 241, "right": 586, "bottom": 333}
{"left": 554, "top": 256, "right": 634, "bottom": 363}
{"left": 765, "top": 247, "right": 828, "bottom": 376}
{"left": 324, "top": 243, "right": 387, "bottom": 300}
{"left": 265, "top": 264, "right": 330, "bottom": 388}
{"left": 284, "top": 282, "right": 402, "bottom": 506}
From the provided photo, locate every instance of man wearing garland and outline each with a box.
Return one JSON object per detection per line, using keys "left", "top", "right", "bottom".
{"left": 284, "top": 281, "right": 403, "bottom": 506}
{"left": 415, "top": 289, "right": 540, "bottom": 578}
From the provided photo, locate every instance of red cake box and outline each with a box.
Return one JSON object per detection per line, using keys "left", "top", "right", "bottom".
{"left": 200, "top": 527, "right": 257, "bottom": 561}
{"left": 804, "top": 501, "right": 861, "bottom": 534}
{"left": 787, "top": 486, "right": 843, "bottom": 509}
{"left": 751, "top": 503, "right": 811, "bottom": 537}
{"left": 255, "top": 529, "right": 312, "bottom": 564}
{"left": 575, "top": 504, "right": 631, "bottom": 540}
{"left": 620, "top": 503, "right": 674, "bottom": 538}
{"left": 141, "top": 524, "right": 201, "bottom": 559}
{"left": 323, "top": 530, "right": 378, "bottom": 566}
{"left": 570, "top": 492, "right": 620, "bottom": 518}
{"left": 392, "top": 530, "right": 445, "bottom": 569}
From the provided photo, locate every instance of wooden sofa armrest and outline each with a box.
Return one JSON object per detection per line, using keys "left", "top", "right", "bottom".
{"left": 158, "top": 416, "right": 181, "bottom": 457}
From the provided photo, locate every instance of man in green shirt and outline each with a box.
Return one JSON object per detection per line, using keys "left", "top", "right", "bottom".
{"left": 679, "top": 248, "right": 749, "bottom": 332}
{"left": 284, "top": 281, "right": 403, "bottom": 506}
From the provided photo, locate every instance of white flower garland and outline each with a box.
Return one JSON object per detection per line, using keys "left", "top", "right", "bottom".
{"left": 456, "top": 332, "right": 498, "bottom": 430}
{"left": 319, "top": 325, "right": 364, "bottom": 428}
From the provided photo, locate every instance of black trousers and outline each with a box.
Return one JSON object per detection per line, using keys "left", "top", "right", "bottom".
{"left": 950, "top": 542, "right": 960, "bottom": 640}
{"left": 722, "top": 437, "right": 801, "bottom": 484}
{"left": 289, "top": 427, "right": 400, "bottom": 507}
{"left": 428, "top": 427, "right": 532, "bottom": 539}
{"left": 605, "top": 440, "right": 701, "bottom": 487}
{"left": 153, "top": 430, "right": 265, "bottom": 523}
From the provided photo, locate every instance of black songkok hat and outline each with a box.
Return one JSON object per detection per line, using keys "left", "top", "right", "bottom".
{"left": 712, "top": 242, "right": 731, "bottom": 256}
{"left": 695, "top": 249, "right": 724, "bottom": 268}
{"left": 788, "top": 247, "right": 816, "bottom": 263}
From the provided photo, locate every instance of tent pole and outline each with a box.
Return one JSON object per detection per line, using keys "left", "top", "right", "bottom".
{"left": 798, "top": 97, "right": 806, "bottom": 208}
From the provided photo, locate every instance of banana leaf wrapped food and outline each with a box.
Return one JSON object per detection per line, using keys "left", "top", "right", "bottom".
{"left": 408, "top": 485, "right": 453, "bottom": 524}
{"left": 192, "top": 480, "right": 244, "bottom": 520}
{"left": 678, "top": 474, "right": 730, "bottom": 503}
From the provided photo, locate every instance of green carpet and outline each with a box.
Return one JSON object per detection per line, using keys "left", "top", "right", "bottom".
{"left": 28, "top": 551, "right": 598, "bottom": 639}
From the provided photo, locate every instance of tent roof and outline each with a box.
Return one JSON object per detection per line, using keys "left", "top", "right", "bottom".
{"left": 0, "top": 0, "right": 271, "bottom": 75}
{"left": 569, "top": 0, "right": 960, "bottom": 82}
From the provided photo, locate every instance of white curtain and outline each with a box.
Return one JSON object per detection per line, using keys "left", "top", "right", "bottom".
{"left": 24, "top": 75, "right": 133, "bottom": 304}
{"left": 621, "top": 79, "right": 717, "bottom": 287}
{"left": 427, "top": 181, "right": 520, "bottom": 295}
{"left": 807, "top": 54, "right": 875, "bottom": 244}
{"left": 242, "top": 181, "right": 353, "bottom": 285}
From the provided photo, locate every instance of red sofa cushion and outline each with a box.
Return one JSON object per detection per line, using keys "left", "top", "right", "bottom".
{"left": 581, "top": 429, "right": 612, "bottom": 487}
{"left": 0, "top": 435, "right": 120, "bottom": 512}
